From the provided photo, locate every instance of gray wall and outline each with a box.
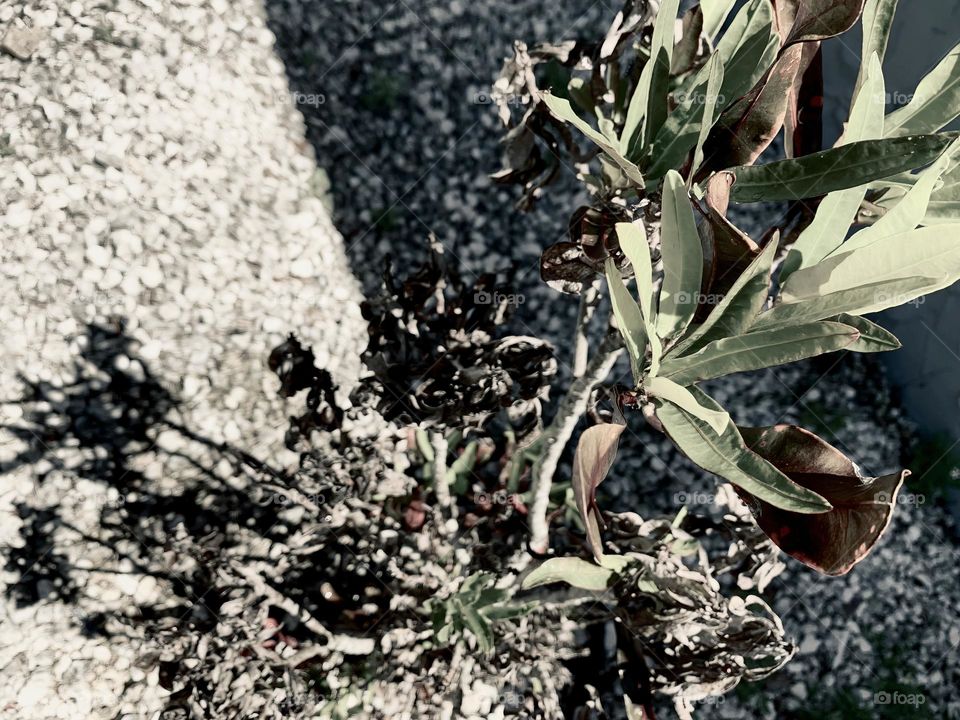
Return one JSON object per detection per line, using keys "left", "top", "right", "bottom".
{"left": 822, "top": 1, "right": 960, "bottom": 439}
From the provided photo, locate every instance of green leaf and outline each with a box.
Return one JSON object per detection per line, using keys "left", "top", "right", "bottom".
{"left": 727, "top": 133, "right": 958, "bottom": 202}
{"left": 542, "top": 92, "right": 646, "bottom": 186}
{"left": 691, "top": 55, "right": 725, "bottom": 177}
{"left": 571, "top": 423, "right": 626, "bottom": 563}
{"left": 461, "top": 603, "right": 494, "bottom": 655}
{"left": 644, "top": 376, "right": 729, "bottom": 434}
{"left": 857, "top": 0, "right": 899, "bottom": 91}
{"left": 700, "top": 0, "right": 740, "bottom": 40}
{"left": 713, "top": 0, "right": 778, "bottom": 100}
{"left": 669, "top": 231, "right": 778, "bottom": 357}
{"left": 617, "top": 222, "right": 654, "bottom": 320}
{"left": 522, "top": 557, "right": 617, "bottom": 591}
{"left": 654, "top": 386, "right": 832, "bottom": 513}
{"left": 752, "top": 277, "right": 935, "bottom": 329}
{"left": 446, "top": 440, "right": 478, "bottom": 494}
{"left": 481, "top": 602, "right": 536, "bottom": 621}
{"left": 655, "top": 171, "right": 703, "bottom": 341}
{"left": 616, "top": 221, "right": 662, "bottom": 374}
{"left": 885, "top": 41, "right": 960, "bottom": 137}
{"left": 605, "top": 258, "right": 649, "bottom": 383}
{"left": 622, "top": 0, "right": 681, "bottom": 158}
{"left": 781, "top": 224, "right": 960, "bottom": 306}
{"left": 415, "top": 428, "right": 435, "bottom": 462}
{"left": 923, "top": 160, "right": 960, "bottom": 222}
{"left": 830, "top": 313, "right": 902, "bottom": 352}
{"left": 617, "top": 223, "right": 663, "bottom": 375}
{"left": 835, "top": 138, "right": 960, "bottom": 254}
{"left": 646, "top": 1, "right": 777, "bottom": 179}
{"left": 779, "top": 52, "right": 886, "bottom": 279}
{"left": 660, "top": 321, "right": 859, "bottom": 385}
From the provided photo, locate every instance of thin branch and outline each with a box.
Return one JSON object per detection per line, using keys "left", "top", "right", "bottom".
{"left": 229, "top": 563, "right": 374, "bottom": 657}
{"left": 573, "top": 281, "right": 602, "bottom": 378}
{"left": 528, "top": 332, "right": 623, "bottom": 553}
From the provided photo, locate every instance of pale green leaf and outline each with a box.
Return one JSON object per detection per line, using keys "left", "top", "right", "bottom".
{"left": 835, "top": 137, "right": 960, "bottom": 254}
{"left": 655, "top": 171, "right": 703, "bottom": 340}
{"left": 654, "top": 386, "right": 832, "bottom": 512}
{"left": 858, "top": 0, "right": 899, "bottom": 92}
{"left": 622, "top": 0, "right": 681, "bottom": 158}
{"left": 691, "top": 55, "right": 725, "bottom": 178}
{"left": 660, "top": 322, "right": 860, "bottom": 385}
{"left": 616, "top": 221, "right": 654, "bottom": 319}
{"left": 781, "top": 225, "right": 960, "bottom": 307}
{"left": 605, "top": 257, "right": 648, "bottom": 383}
{"left": 616, "top": 221, "right": 661, "bottom": 374}
{"left": 461, "top": 603, "right": 494, "bottom": 654}
{"left": 644, "top": 376, "right": 729, "bottom": 435}
{"left": 780, "top": 53, "right": 885, "bottom": 279}
{"left": 669, "top": 233, "right": 779, "bottom": 357}
{"left": 712, "top": 0, "right": 777, "bottom": 101}
{"left": 728, "top": 133, "right": 958, "bottom": 202}
{"left": 646, "top": 1, "right": 777, "bottom": 180}
{"left": 885, "top": 41, "right": 960, "bottom": 137}
{"left": 753, "top": 277, "right": 935, "bottom": 330}
{"left": 542, "top": 93, "right": 646, "bottom": 186}
{"left": 700, "top": 0, "right": 739, "bottom": 40}
{"left": 522, "top": 557, "right": 617, "bottom": 591}
{"left": 831, "top": 313, "right": 902, "bottom": 352}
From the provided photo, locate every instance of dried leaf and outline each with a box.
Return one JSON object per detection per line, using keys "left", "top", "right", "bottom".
{"left": 740, "top": 425, "right": 909, "bottom": 575}
{"left": 571, "top": 423, "right": 626, "bottom": 562}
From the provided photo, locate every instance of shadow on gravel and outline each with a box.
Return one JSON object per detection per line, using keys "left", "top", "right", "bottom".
{"left": 260, "top": 0, "right": 605, "bottom": 342}
{"left": 1, "top": 320, "right": 289, "bottom": 617}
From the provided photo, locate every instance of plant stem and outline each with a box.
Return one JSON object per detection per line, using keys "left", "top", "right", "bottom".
{"left": 528, "top": 332, "right": 623, "bottom": 554}
{"left": 432, "top": 431, "right": 454, "bottom": 529}
{"left": 573, "top": 281, "right": 601, "bottom": 378}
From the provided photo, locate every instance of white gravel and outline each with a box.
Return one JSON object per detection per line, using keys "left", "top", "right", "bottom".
{"left": 0, "top": 0, "right": 364, "bottom": 717}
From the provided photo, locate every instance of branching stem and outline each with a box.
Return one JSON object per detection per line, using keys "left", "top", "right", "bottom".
{"left": 528, "top": 331, "right": 622, "bottom": 553}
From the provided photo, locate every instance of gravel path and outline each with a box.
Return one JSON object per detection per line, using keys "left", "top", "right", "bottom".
{"left": 2, "top": 0, "right": 960, "bottom": 718}
{"left": 0, "top": 0, "right": 363, "bottom": 717}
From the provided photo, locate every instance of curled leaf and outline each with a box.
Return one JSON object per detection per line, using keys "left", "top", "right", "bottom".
{"left": 572, "top": 423, "right": 626, "bottom": 562}
{"left": 522, "top": 556, "right": 620, "bottom": 591}
{"left": 739, "top": 425, "right": 909, "bottom": 575}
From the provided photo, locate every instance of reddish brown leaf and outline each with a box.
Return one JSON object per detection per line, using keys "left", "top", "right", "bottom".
{"left": 739, "top": 425, "right": 909, "bottom": 575}
{"left": 779, "top": 0, "right": 867, "bottom": 46}
{"left": 700, "top": 45, "right": 805, "bottom": 171}
{"left": 541, "top": 205, "right": 630, "bottom": 294}
{"left": 694, "top": 174, "right": 761, "bottom": 319}
{"left": 540, "top": 241, "right": 598, "bottom": 294}
{"left": 672, "top": 5, "right": 704, "bottom": 75}
{"left": 784, "top": 42, "right": 824, "bottom": 158}
{"left": 572, "top": 423, "right": 626, "bottom": 562}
